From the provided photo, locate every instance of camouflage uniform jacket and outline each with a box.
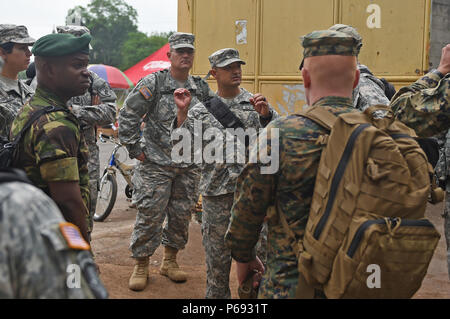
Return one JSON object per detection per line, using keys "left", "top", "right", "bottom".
{"left": 119, "top": 68, "right": 212, "bottom": 167}
{"left": 176, "top": 88, "right": 278, "bottom": 196}
{"left": 390, "top": 71, "right": 450, "bottom": 137}
{"left": 225, "top": 96, "right": 358, "bottom": 298}
{"left": 10, "top": 87, "right": 90, "bottom": 210}
{"left": 69, "top": 71, "right": 117, "bottom": 145}
{"left": 436, "top": 130, "right": 450, "bottom": 189}
{"left": 0, "top": 76, "right": 34, "bottom": 141}
{"left": 353, "top": 64, "right": 390, "bottom": 111}
{"left": 0, "top": 181, "right": 103, "bottom": 298}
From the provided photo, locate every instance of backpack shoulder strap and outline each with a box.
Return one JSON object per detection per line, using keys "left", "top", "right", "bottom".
{"left": 10, "top": 106, "right": 68, "bottom": 146}
{"left": 204, "top": 96, "right": 245, "bottom": 130}
{"left": 297, "top": 106, "right": 338, "bottom": 131}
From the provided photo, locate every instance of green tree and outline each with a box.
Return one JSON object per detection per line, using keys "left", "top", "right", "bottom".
{"left": 120, "top": 31, "right": 171, "bottom": 70}
{"left": 67, "top": 0, "right": 138, "bottom": 67}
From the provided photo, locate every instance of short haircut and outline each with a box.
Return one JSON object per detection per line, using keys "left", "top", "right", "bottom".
{"left": 0, "top": 42, "right": 14, "bottom": 54}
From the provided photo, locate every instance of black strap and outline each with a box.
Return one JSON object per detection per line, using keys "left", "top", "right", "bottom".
{"left": 204, "top": 96, "right": 246, "bottom": 130}
{"left": 9, "top": 106, "right": 68, "bottom": 148}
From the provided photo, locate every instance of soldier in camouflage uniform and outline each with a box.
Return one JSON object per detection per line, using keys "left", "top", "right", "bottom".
{"left": 119, "top": 32, "right": 213, "bottom": 291}
{"left": 328, "top": 24, "right": 391, "bottom": 111}
{"left": 225, "top": 30, "right": 363, "bottom": 298}
{"left": 173, "top": 48, "right": 278, "bottom": 298}
{"left": 11, "top": 33, "right": 92, "bottom": 243}
{"left": 0, "top": 24, "right": 35, "bottom": 142}
{"left": 391, "top": 43, "right": 450, "bottom": 278}
{"left": 0, "top": 168, "right": 108, "bottom": 299}
{"left": 57, "top": 25, "right": 117, "bottom": 237}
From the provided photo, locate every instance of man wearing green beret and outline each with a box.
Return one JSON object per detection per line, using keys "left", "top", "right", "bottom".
{"left": 224, "top": 30, "right": 361, "bottom": 298}
{"left": 10, "top": 33, "right": 92, "bottom": 243}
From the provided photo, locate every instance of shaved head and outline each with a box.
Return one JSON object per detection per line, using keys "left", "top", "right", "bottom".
{"left": 302, "top": 55, "right": 359, "bottom": 105}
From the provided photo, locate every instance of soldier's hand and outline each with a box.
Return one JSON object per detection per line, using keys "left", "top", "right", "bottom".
{"left": 174, "top": 88, "right": 192, "bottom": 112}
{"left": 136, "top": 152, "right": 146, "bottom": 162}
{"left": 437, "top": 44, "right": 450, "bottom": 75}
{"left": 250, "top": 94, "right": 270, "bottom": 118}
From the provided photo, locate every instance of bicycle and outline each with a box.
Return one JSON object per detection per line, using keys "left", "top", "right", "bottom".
{"left": 94, "top": 132, "right": 135, "bottom": 222}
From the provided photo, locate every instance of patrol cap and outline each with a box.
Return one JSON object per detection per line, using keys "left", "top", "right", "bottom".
{"left": 209, "top": 48, "right": 246, "bottom": 68}
{"left": 32, "top": 33, "right": 92, "bottom": 57}
{"left": 328, "top": 24, "right": 363, "bottom": 52}
{"left": 56, "top": 25, "right": 91, "bottom": 36}
{"left": 56, "top": 25, "right": 92, "bottom": 50}
{"left": 169, "top": 32, "right": 195, "bottom": 50}
{"left": 299, "top": 30, "right": 360, "bottom": 70}
{"left": 0, "top": 24, "right": 35, "bottom": 46}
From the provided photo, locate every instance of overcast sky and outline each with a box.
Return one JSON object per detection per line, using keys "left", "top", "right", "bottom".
{"left": 0, "top": 0, "right": 178, "bottom": 40}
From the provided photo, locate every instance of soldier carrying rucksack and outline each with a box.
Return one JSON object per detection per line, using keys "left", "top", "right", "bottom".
{"left": 225, "top": 29, "right": 443, "bottom": 299}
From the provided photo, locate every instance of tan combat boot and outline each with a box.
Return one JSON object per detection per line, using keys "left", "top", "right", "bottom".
{"left": 159, "top": 246, "right": 187, "bottom": 282}
{"left": 128, "top": 257, "right": 149, "bottom": 291}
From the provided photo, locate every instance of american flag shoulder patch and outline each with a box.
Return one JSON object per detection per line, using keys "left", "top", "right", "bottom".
{"left": 139, "top": 87, "right": 153, "bottom": 100}
{"left": 59, "top": 222, "right": 90, "bottom": 250}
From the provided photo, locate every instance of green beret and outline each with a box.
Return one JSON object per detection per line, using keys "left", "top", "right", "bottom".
{"left": 32, "top": 33, "right": 91, "bottom": 57}
{"left": 299, "top": 30, "right": 359, "bottom": 69}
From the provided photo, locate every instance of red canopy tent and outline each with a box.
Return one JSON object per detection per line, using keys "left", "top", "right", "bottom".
{"left": 124, "top": 43, "right": 171, "bottom": 85}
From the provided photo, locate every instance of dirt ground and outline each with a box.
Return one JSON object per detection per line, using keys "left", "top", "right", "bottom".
{"left": 92, "top": 141, "right": 450, "bottom": 299}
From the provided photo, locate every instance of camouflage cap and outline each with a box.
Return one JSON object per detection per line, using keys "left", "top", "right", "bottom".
{"left": 299, "top": 30, "right": 359, "bottom": 70}
{"left": 328, "top": 24, "right": 363, "bottom": 52}
{"left": 56, "top": 25, "right": 91, "bottom": 36}
{"left": 0, "top": 24, "right": 35, "bottom": 46}
{"left": 168, "top": 32, "right": 195, "bottom": 50}
{"left": 209, "top": 48, "right": 246, "bottom": 68}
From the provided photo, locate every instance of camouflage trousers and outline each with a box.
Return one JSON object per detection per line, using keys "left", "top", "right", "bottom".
{"left": 129, "top": 161, "right": 200, "bottom": 258}
{"left": 202, "top": 194, "right": 267, "bottom": 299}
{"left": 445, "top": 190, "right": 450, "bottom": 278}
{"left": 86, "top": 141, "right": 100, "bottom": 235}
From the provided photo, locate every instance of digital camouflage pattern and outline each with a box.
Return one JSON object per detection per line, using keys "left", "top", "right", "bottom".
{"left": 176, "top": 87, "right": 276, "bottom": 298}
{"left": 129, "top": 161, "right": 200, "bottom": 258}
{"left": 208, "top": 48, "right": 245, "bottom": 68}
{"left": 0, "top": 181, "right": 104, "bottom": 298}
{"left": 390, "top": 71, "right": 450, "bottom": 137}
{"left": 0, "top": 76, "right": 34, "bottom": 141}
{"left": 168, "top": 32, "right": 195, "bottom": 50}
{"left": 10, "top": 87, "right": 91, "bottom": 230}
{"left": 119, "top": 69, "right": 212, "bottom": 259}
{"left": 119, "top": 69, "right": 212, "bottom": 165}
{"left": 0, "top": 24, "right": 35, "bottom": 45}
{"left": 178, "top": 88, "right": 278, "bottom": 196}
{"left": 353, "top": 64, "right": 390, "bottom": 111}
{"left": 56, "top": 25, "right": 90, "bottom": 37}
{"left": 225, "top": 96, "right": 358, "bottom": 298}
{"left": 69, "top": 70, "right": 117, "bottom": 231}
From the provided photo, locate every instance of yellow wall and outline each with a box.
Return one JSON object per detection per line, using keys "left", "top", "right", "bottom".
{"left": 178, "top": 0, "right": 431, "bottom": 116}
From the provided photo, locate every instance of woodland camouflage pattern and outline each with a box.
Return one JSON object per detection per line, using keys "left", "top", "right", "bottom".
{"left": 0, "top": 78, "right": 34, "bottom": 141}
{"left": 225, "top": 97, "right": 358, "bottom": 298}
{"left": 0, "top": 181, "right": 102, "bottom": 298}
{"left": 10, "top": 87, "right": 90, "bottom": 230}
{"left": 391, "top": 71, "right": 450, "bottom": 137}
{"left": 69, "top": 70, "right": 117, "bottom": 230}
{"left": 302, "top": 30, "right": 360, "bottom": 58}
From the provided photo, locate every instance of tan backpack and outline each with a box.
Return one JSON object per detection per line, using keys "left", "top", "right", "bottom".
{"left": 278, "top": 104, "right": 442, "bottom": 299}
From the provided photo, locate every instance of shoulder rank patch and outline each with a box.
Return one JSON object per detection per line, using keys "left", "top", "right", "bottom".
{"left": 139, "top": 87, "right": 153, "bottom": 100}
{"left": 59, "top": 222, "right": 91, "bottom": 250}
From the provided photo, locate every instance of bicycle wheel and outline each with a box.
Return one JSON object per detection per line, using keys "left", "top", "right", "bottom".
{"left": 94, "top": 172, "right": 118, "bottom": 222}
